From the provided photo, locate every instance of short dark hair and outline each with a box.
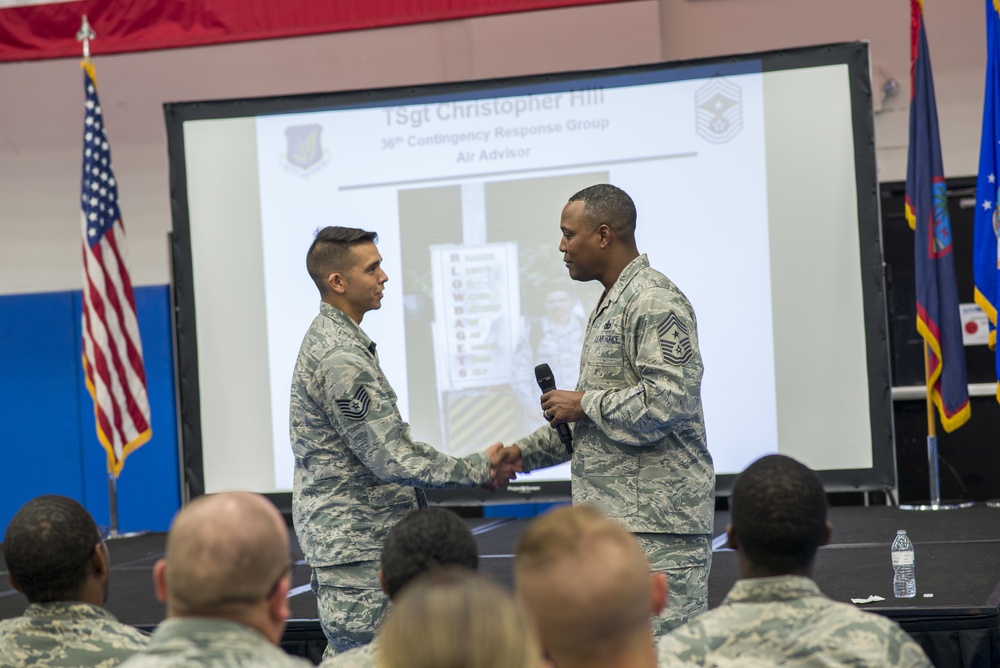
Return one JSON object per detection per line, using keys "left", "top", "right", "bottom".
{"left": 306, "top": 226, "right": 378, "bottom": 296}
{"left": 730, "top": 455, "right": 829, "bottom": 575}
{"left": 380, "top": 508, "right": 478, "bottom": 599}
{"left": 568, "top": 184, "right": 636, "bottom": 242}
{"left": 3, "top": 495, "right": 101, "bottom": 602}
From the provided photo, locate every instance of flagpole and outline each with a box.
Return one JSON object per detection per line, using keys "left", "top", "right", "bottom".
{"left": 922, "top": 342, "right": 941, "bottom": 506}
{"left": 107, "top": 472, "right": 121, "bottom": 537}
{"left": 77, "top": 14, "right": 137, "bottom": 538}
{"left": 899, "top": 343, "right": 973, "bottom": 511}
{"left": 901, "top": 0, "right": 973, "bottom": 510}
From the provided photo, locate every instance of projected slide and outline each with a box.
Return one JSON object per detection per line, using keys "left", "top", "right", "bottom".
{"left": 253, "top": 73, "right": 775, "bottom": 489}
{"left": 171, "top": 43, "right": 891, "bottom": 497}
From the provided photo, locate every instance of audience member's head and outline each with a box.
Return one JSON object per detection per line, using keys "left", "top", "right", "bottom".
{"left": 377, "top": 567, "right": 543, "bottom": 668}
{"left": 728, "top": 454, "right": 832, "bottom": 578}
{"left": 379, "top": 507, "right": 478, "bottom": 599}
{"left": 153, "top": 492, "right": 292, "bottom": 644}
{"left": 514, "top": 505, "right": 665, "bottom": 668}
{"left": 4, "top": 495, "right": 109, "bottom": 605}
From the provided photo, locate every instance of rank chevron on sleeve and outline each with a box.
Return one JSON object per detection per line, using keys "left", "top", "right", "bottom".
{"left": 658, "top": 311, "right": 694, "bottom": 365}
{"left": 336, "top": 386, "right": 372, "bottom": 420}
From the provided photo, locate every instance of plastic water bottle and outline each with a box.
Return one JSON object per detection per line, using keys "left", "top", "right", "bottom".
{"left": 891, "top": 529, "right": 916, "bottom": 598}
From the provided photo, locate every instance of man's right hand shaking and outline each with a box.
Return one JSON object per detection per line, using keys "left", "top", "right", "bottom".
{"left": 484, "top": 443, "right": 524, "bottom": 490}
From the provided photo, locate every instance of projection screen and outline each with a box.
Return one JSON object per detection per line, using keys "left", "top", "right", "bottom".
{"left": 165, "top": 41, "right": 894, "bottom": 501}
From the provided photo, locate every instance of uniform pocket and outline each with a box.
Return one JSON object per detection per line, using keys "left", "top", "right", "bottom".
{"left": 365, "top": 484, "right": 416, "bottom": 511}
{"left": 579, "top": 475, "right": 638, "bottom": 519}
{"left": 363, "top": 484, "right": 418, "bottom": 548}
{"left": 581, "top": 449, "right": 638, "bottom": 519}
{"left": 581, "top": 316, "right": 627, "bottom": 389}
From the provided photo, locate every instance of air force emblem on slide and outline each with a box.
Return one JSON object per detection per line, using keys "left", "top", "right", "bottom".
{"left": 284, "top": 124, "right": 327, "bottom": 174}
{"left": 695, "top": 77, "right": 742, "bottom": 144}
{"left": 337, "top": 386, "right": 372, "bottom": 420}
{"left": 658, "top": 311, "right": 693, "bottom": 365}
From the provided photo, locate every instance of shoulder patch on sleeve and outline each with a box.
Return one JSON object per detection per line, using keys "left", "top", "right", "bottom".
{"left": 658, "top": 311, "right": 694, "bottom": 365}
{"left": 336, "top": 386, "right": 372, "bottom": 420}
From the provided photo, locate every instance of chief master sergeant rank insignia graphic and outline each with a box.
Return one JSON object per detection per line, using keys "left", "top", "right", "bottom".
{"left": 659, "top": 312, "right": 694, "bottom": 365}
{"left": 695, "top": 77, "right": 743, "bottom": 144}
{"left": 337, "top": 386, "right": 372, "bottom": 420}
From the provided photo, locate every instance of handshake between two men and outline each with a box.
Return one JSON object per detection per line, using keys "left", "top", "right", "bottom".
{"left": 482, "top": 388, "right": 586, "bottom": 490}
{"left": 484, "top": 443, "right": 524, "bottom": 490}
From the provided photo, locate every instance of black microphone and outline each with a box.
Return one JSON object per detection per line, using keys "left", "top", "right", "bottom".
{"left": 534, "top": 363, "right": 573, "bottom": 455}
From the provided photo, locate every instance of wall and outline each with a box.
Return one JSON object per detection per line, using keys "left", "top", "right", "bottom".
{"left": 0, "top": 0, "right": 991, "bottom": 528}
{"left": 0, "top": 286, "right": 180, "bottom": 532}
{"left": 0, "top": 1, "right": 664, "bottom": 530}
{"left": 657, "top": 0, "right": 985, "bottom": 183}
{"left": 0, "top": 0, "right": 988, "bottom": 296}
{"left": 0, "top": 1, "right": 663, "bottom": 294}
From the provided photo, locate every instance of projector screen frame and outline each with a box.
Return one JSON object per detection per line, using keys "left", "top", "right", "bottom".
{"left": 165, "top": 40, "right": 895, "bottom": 503}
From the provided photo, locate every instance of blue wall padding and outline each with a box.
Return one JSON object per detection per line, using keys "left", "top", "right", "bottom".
{"left": 0, "top": 286, "right": 181, "bottom": 534}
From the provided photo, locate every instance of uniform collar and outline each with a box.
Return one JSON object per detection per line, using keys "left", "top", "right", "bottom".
{"left": 722, "top": 575, "right": 824, "bottom": 605}
{"left": 24, "top": 601, "right": 116, "bottom": 620}
{"left": 150, "top": 617, "right": 272, "bottom": 644}
{"left": 319, "top": 302, "right": 377, "bottom": 356}
{"left": 596, "top": 254, "right": 648, "bottom": 313}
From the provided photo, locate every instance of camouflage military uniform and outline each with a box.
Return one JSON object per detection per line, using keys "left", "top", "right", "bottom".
{"left": 116, "top": 618, "right": 311, "bottom": 667}
{"left": 290, "top": 302, "right": 492, "bottom": 654}
{"left": 656, "top": 575, "right": 934, "bottom": 667}
{"left": 516, "top": 255, "right": 715, "bottom": 633}
{"left": 319, "top": 638, "right": 376, "bottom": 668}
{"left": 0, "top": 601, "right": 148, "bottom": 667}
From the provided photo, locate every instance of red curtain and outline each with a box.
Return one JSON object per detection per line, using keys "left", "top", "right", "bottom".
{"left": 0, "top": 0, "right": 629, "bottom": 63}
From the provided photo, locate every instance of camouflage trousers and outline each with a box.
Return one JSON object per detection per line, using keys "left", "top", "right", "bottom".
{"left": 311, "top": 562, "right": 388, "bottom": 659}
{"left": 635, "top": 533, "right": 712, "bottom": 636}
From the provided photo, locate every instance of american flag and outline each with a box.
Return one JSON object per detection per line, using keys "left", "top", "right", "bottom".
{"left": 80, "top": 62, "right": 152, "bottom": 476}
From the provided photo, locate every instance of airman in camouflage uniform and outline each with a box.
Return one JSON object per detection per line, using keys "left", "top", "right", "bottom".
{"left": 119, "top": 492, "right": 311, "bottom": 668}
{"left": 655, "top": 576, "right": 933, "bottom": 668}
{"left": 1, "top": 494, "right": 149, "bottom": 668}
{"left": 514, "top": 505, "right": 669, "bottom": 668}
{"left": 319, "top": 507, "right": 479, "bottom": 668}
{"left": 655, "top": 454, "right": 933, "bottom": 668}
{"left": 117, "top": 618, "right": 310, "bottom": 668}
{"left": 290, "top": 228, "right": 507, "bottom": 656}
{"left": 0, "top": 601, "right": 148, "bottom": 668}
{"left": 509, "top": 185, "right": 715, "bottom": 634}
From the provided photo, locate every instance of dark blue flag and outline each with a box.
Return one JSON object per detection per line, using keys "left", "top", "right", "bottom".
{"left": 974, "top": 0, "right": 1000, "bottom": 403}
{"left": 905, "top": 0, "right": 970, "bottom": 431}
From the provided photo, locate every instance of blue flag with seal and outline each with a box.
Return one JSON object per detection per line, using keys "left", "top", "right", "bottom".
{"left": 974, "top": 0, "right": 1000, "bottom": 403}
{"left": 905, "top": 0, "right": 971, "bottom": 431}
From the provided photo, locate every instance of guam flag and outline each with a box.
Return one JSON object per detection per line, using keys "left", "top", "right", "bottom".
{"left": 974, "top": 0, "right": 1000, "bottom": 403}
{"left": 905, "top": 0, "right": 971, "bottom": 431}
